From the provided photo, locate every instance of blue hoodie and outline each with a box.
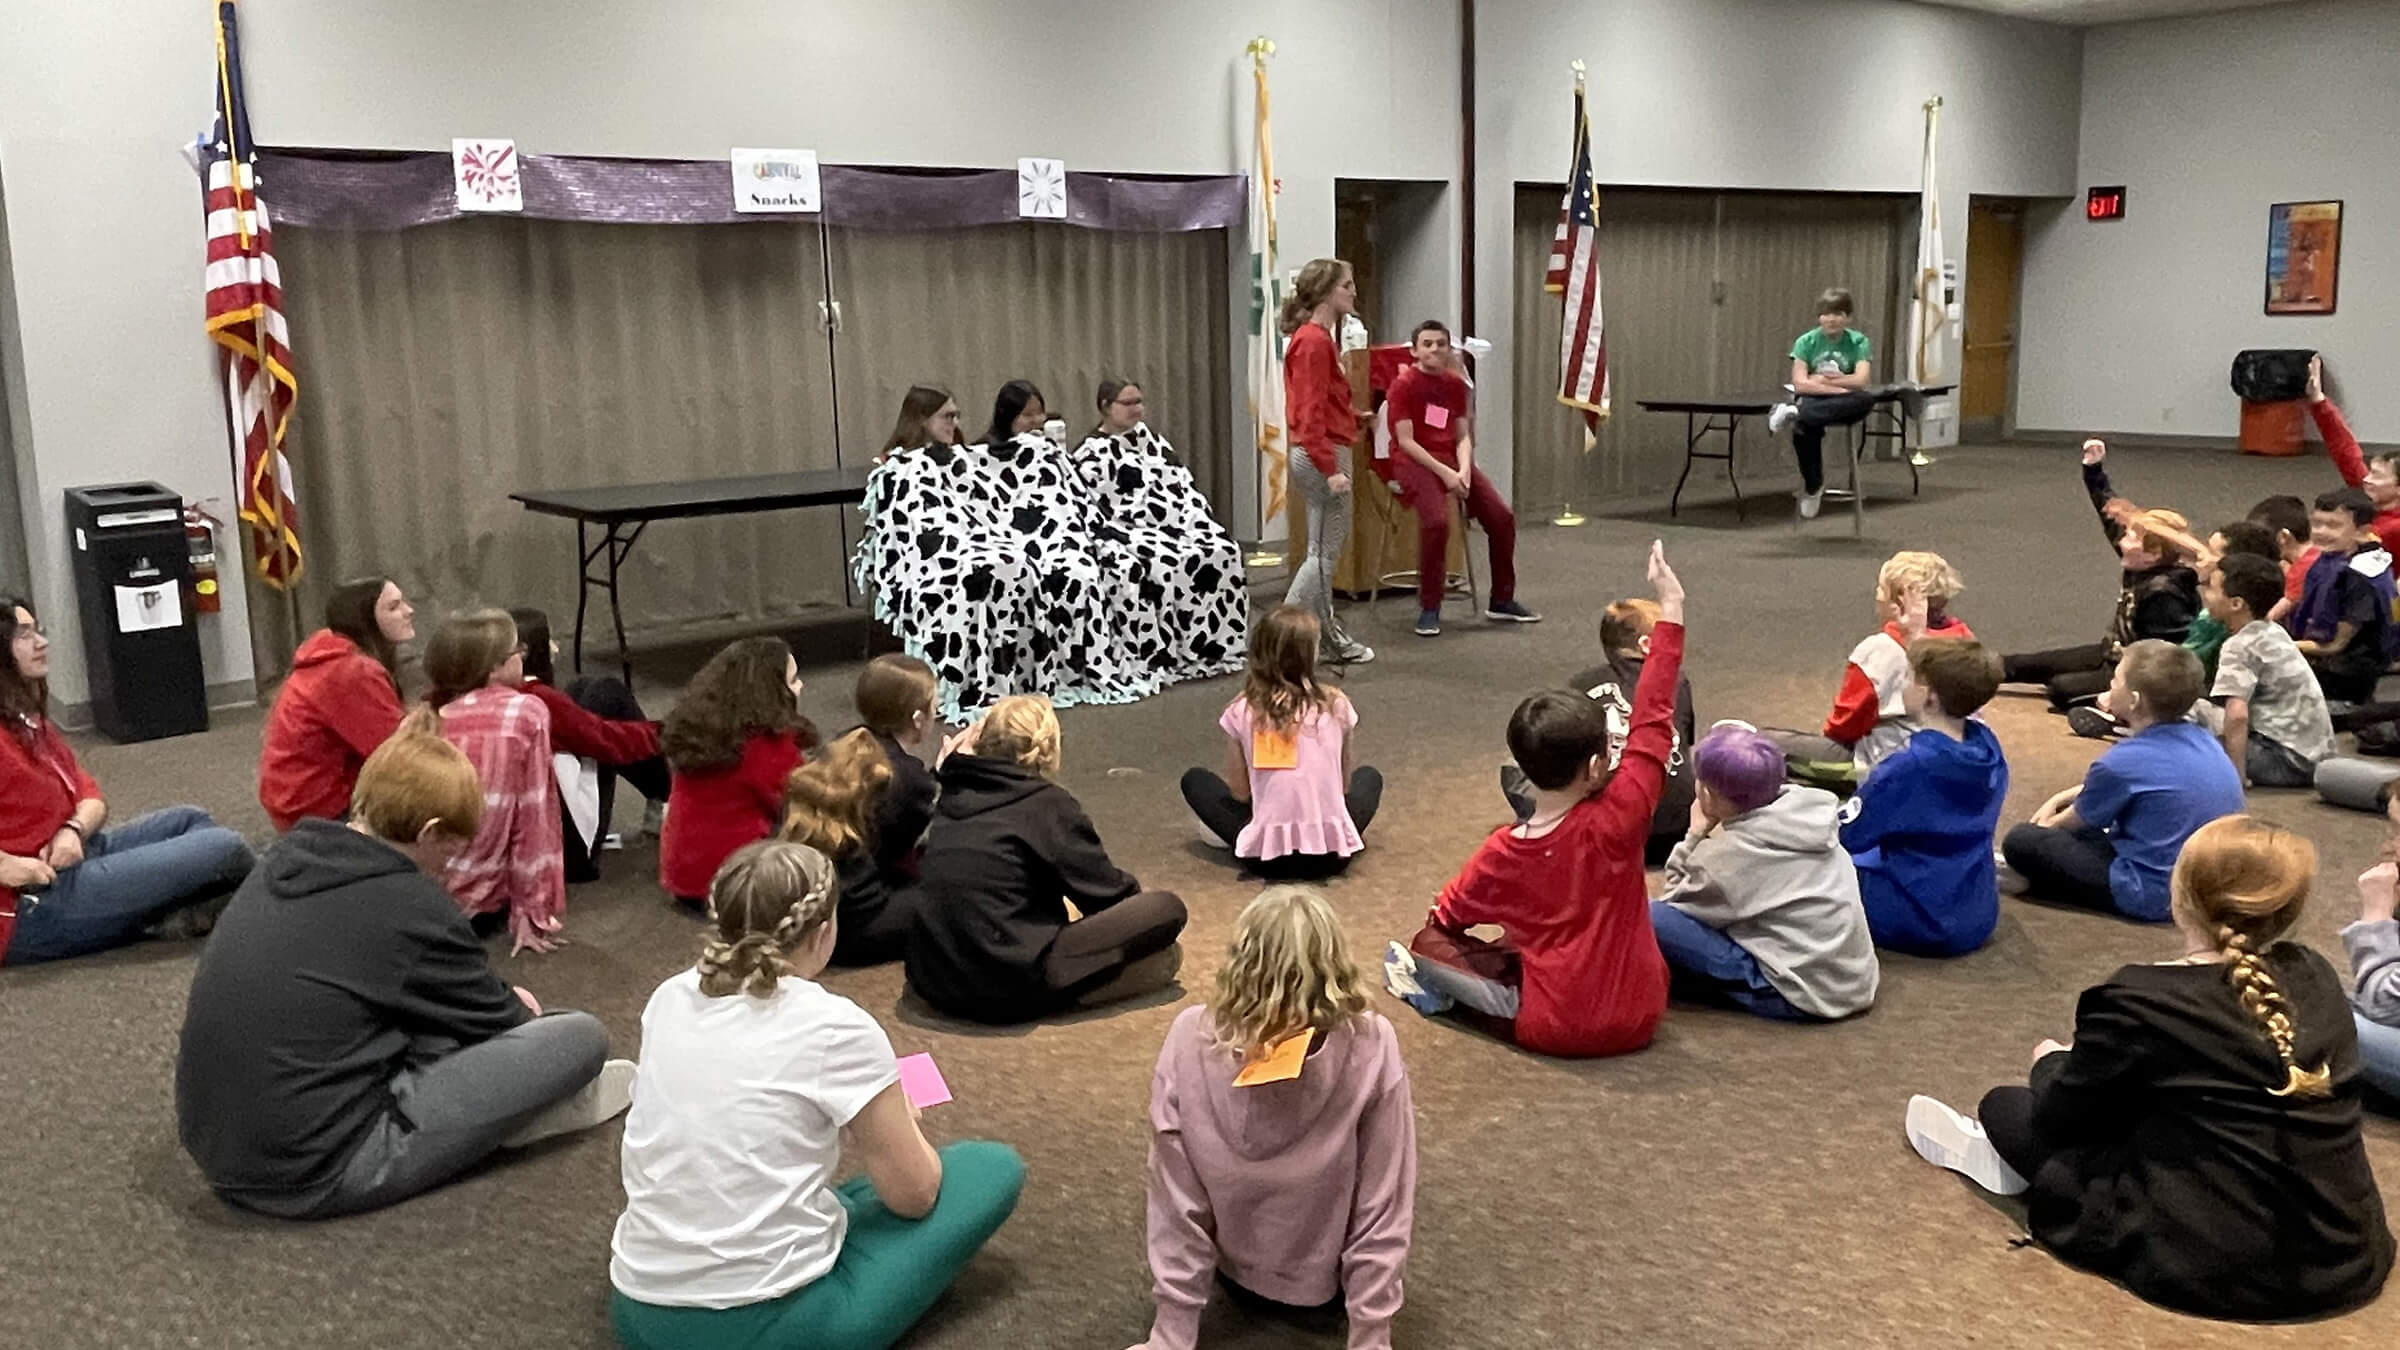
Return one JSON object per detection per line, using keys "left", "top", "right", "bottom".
{"left": 1839, "top": 720, "right": 2009, "bottom": 957}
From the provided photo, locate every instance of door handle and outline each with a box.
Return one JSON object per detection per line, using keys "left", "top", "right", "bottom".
{"left": 818, "top": 300, "right": 844, "bottom": 334}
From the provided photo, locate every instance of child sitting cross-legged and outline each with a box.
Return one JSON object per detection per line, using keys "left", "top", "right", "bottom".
{"left": 1180, "top": 605, "right": 1382, "bottom": 879}
{"left": 2291, "top": 486, "right": 2397, "bottom": 705}
{"left": 1385, "top": 541, "right": 1685, "bottom": 1058}
{"left": 2001, "top": 641, "right": 2244, "bottom": 922}
{"left": 1139, "top": 886, "right": 1416, "bottom": 1350}
{"left": 1771, "top": 551, "right": 1972, "bottom": 787}
{"left": 1839, "top": 619, "right": 2011, "bottom": 957}
{"left": 1499, "top": 596, "right": 1696, "bottom": 866}
{"left": 1647, "top": 724, "right": 1878, "bottom": 1021}
{"left": 2068, "top": 517, "right": 2285, "bottom": 740}
{"left": 1903, "top": 816, "right": 2394, "bottom": 1321}
{"left": 2197, "top": 553, "right": 2335, "bottom": 788}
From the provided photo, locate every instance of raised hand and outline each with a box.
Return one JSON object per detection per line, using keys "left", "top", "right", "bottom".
{"left": 1896, "top": 584, "right": 1930, "bottom": 642}
{"left": 2307, "top": 354, "right": 2326, "bottom": 404}
{"left": 1646, "top": 540, "right": 1685, "bottom": 624}
{"left": 2081, "top": 437, "right": 2107, "bottom": 466}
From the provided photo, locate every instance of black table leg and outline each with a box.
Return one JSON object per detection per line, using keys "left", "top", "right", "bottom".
{"left": 1672, "top": 412, "right": 1697, "bottom": 517}
{"left": 571, "top": 520, "right": 593, "bottom": 676}
{"left": 1725, "top": 414, "right": 1744, "bottom": 520}
{"left": 605, "top": 522, "right": 645, "bottom": 685}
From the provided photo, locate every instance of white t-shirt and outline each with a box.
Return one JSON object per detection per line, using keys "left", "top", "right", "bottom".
{"left": 609, "top": 968, "right": 901, "bottom": 1307}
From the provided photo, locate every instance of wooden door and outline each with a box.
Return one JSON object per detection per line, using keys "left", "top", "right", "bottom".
{"left": 1961, "top": 200, "right": 2023, "bottom": 425}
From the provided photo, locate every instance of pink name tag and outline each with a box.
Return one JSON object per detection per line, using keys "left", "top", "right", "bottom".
{"left": 1424, "top": 404, "right": 1452, "bottom": 431}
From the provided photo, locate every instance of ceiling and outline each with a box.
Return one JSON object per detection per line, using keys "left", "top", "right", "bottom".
{"left": 1911, "top": 0, "right": 2301, "bottom": 23}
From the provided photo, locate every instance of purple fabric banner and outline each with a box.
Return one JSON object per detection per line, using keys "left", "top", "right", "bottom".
{"left": 257, "top": 150, "right": 1243, "bottom": 233}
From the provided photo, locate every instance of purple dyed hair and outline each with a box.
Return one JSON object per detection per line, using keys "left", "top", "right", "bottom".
{"left": 1693, "top": 725, "right": 1785, "bottom": 814}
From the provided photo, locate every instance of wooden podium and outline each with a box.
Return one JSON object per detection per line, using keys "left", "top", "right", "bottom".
{"left": 1282, "top": 347, "right": 1463, "bottom": 597}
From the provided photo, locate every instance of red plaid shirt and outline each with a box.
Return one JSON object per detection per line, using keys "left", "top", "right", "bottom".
{"left": 438, "top": 686, "right": 564, "bottom": 937}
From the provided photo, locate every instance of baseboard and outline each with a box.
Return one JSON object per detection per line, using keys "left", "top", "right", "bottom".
{"left": 51, "top": 677, "right": 258, "bottom": 733}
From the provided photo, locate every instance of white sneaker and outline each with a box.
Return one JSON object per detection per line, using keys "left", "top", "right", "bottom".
{"left": 1904, "top": 1094, "right": 2029, "bottom": 1195}
{"left": 1994, "top": 849, "right": 2029, "bottom": 896}
{"left": 1768, "top": 402, "right": 1798, "bottom": 435}
{"left": 1797, "top": 488, "right": 1824, "bottom": 520}
{"left": 504, "top": 1058, "right": 636, "bottom": 1148}
{"left": 1334, "top": 639, "right": 1376, "bottom": 666}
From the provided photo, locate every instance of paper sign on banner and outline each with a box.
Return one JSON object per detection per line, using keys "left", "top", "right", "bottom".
{"left": 452, "top": 138, "right": 523, "bottom": 212}
{"left": 730, "top": 148, "right": 821, "bottom": 214}
{"left": 1017, "top": 157, "right": 1066, "bottom": 219}
{"left": 1233, "top": 1028, "right": 1315, "bottom": 1087}
{"left": 115, "top": 582, "right": 181, "bottom": 634}
{"left": 896, "top": 1053, "right": 952, "bottom": 1108}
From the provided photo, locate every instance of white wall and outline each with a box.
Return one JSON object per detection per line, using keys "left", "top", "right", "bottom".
{"left": 1473, "top": 0, "right": 2084, "bottom": 499}
{"left": 0, "top": 0, "right": 1461, "bottom": 706}
{"left": 2017, "top": 0, "right": 2398, "bottom": 442}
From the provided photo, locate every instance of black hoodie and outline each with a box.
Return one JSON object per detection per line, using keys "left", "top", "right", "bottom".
{"left": 904, "top": 752, "right": 1140, "bottom": 1022}
{"left": 175, "top": 818, "right": 529, "bottom": 1205}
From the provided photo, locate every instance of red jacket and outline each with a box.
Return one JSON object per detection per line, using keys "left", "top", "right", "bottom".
{"left": 660, "top": 730, "right": 807, "bottom": 900}
{"left": 258, "top": 630, "right": 406, "bottom": 831}
{"left": 1823, "top": 615, "right": 1976, "bottom": 745}
{"left": 520, "top": 679, "right": 660, "bottom": 765}
{"left": 2318, "top": 398, "right": 2400, "bottom": 557}
{"left": 1, "top": 714, "right": 100, "bottom": 955}
{"left": 1283, "top": 321, "right": 1358, "bottom": 477}
{"left": 1428, "top": 623, "right": 1685, "bottom": 1057}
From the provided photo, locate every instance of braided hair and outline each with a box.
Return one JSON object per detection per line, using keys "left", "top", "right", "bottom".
{"left": 696, "top": 840, "right": 839, "bottom": 999}
{"left": 2171, "top": 815, "right": 2331, "bottom": 1099}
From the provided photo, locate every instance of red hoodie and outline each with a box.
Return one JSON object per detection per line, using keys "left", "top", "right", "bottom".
{"left": 659, "top": 730, "right": 807, "bottom": 901}
{"left": 258, "top": 631, "right": 406, "bottom": 831}
{"left": 2316, "top": 398, "right": 2400, "bottom": 558}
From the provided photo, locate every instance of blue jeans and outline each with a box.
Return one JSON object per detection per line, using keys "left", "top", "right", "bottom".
{"left": 2354, "top": 1012, "right": 2400, "bottom": 1104}
{"left": 6, "top": 806, "right": 256, "bottom": 964}
{"left": 1647, "top": 901, "right": 1810, "bottom": 1021}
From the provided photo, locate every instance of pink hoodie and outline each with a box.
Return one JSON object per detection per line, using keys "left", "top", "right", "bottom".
{"left": 1143, "top": 1006, "right": 1417, "bottom": 1350}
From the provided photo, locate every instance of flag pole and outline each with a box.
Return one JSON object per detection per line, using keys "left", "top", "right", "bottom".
{"left": 1911, "top": 95, "right": 1943, "bottom": 470}
{"left": 1552, "top": 59, "right": 1590, "bottom": 528}
{"left": 1243, "top": 35, "right": 1287, "bottom": 571}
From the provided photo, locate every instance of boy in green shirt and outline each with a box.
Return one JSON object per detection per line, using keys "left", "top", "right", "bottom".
{"left": 1768, "top": 287, "right": 1875, "bottom": 519}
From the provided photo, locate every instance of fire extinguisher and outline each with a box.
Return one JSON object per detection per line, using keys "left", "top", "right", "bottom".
{"left": 185, "top": 505, "right": 223, "bottom": 615}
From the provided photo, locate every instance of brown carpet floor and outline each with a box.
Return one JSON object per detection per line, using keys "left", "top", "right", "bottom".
{"left": 14, "top": 442, "right": 2400, "bottom": 1349}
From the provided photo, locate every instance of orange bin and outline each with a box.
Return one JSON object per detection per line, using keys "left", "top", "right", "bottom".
{"left": 2240, "top": 398, "right": 2306, "bottom": 456}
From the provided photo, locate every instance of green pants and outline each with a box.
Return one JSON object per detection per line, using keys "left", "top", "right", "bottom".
{"left": 613, "top": 1140, "right": 1025, "bottom": 1350}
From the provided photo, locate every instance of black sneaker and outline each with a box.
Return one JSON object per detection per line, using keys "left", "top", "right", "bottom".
{"left": 1484, "top": 600, "right": 1542, "bottom": 624}
{"left": 2066, "top": 706, "right": 2120, "bottom": 740}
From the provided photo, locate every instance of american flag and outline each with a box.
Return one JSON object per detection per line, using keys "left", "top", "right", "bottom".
{"left": 1545, "top": 84, "right": 1609, "bottom": 444}
{"left": 200, "top": 0, "right": 302, "bottom": 586}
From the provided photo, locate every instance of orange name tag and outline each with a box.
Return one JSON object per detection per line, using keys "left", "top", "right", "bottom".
{"left": 1252, "top": 725, "right": 1299, "bottom": 770}
{"left": 1233, "top": 1029, "right": 1315, "bottom": 1087}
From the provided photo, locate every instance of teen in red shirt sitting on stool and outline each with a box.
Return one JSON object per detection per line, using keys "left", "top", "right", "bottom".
{"left": 1385, "top": 320, "right": 1538, "bottom": 638}
{"left": 1386, "top": 541, "right": 1683, "bottom": 1057}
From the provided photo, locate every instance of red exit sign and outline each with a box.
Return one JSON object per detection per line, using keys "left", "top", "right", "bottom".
{"left": 2087, "top": 185, "right": 2127, "bottom": 221}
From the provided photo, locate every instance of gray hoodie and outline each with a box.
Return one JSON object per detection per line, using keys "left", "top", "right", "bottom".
{"left": 1661, "top": 784, "right": 1880, "bottom": 1019}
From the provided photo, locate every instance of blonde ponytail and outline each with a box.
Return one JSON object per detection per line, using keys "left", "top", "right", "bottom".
{"left": 2170, "top": 816, "right": 2331, "bottom": 1099}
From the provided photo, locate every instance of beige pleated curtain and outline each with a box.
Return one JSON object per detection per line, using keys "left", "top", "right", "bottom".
{"left": 257, "top": 217, "right": 1229, "bottom": 680}
{"left": 1511, "top": 187, "right": 1908, "bottom": 514}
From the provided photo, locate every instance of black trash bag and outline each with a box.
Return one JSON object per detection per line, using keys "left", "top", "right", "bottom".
{"left": 2230, "top": 349, "right": 2317, "bottom": 402}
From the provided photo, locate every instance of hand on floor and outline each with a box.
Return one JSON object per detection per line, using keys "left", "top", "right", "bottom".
{"left": 510, "top": 911, "right": 566, "bottom": 957}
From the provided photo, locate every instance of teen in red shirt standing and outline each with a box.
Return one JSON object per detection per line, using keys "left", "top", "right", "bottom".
{"left": 1279, "top": 258, "right": 1374, "bottom": 666}
{"left": 1386, "top": 321, "right": 1538, "bottom": 637}
{"left": 1394, "top": 543, "right": 1683, "bottom": 1057}
{"left": 660, "top": 637, "right": 817, "bottom": 905}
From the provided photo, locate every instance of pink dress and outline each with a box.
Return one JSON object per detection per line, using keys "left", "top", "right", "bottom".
{"left": 1220, "top": 694, "right": 1362, "bottom": 861}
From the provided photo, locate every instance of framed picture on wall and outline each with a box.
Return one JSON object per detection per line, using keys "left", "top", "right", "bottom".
{"left": 2264, "top": 200, "right": 2342, "bottom": 315}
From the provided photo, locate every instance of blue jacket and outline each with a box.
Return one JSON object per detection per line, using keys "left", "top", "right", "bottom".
{"left": 1840, "top": 721, "right": 2009, "bottom": 957}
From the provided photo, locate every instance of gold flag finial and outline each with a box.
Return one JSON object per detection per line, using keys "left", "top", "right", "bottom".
{"left": 1924, "top": 94, "right": 1943, "bottom": 110}
{"left": 1247, "top": 35, "right": 1276, "bottom": 64}
{"left": 1571, "top": 58, "right": 1587, "bottom": 90}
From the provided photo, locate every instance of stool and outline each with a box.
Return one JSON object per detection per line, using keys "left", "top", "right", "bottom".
{"left": 1809, "top": 420, "right": 1922, "bottom": 539}
{"left": 1374, "top": 486, "right": 1478, "bottom": 615}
